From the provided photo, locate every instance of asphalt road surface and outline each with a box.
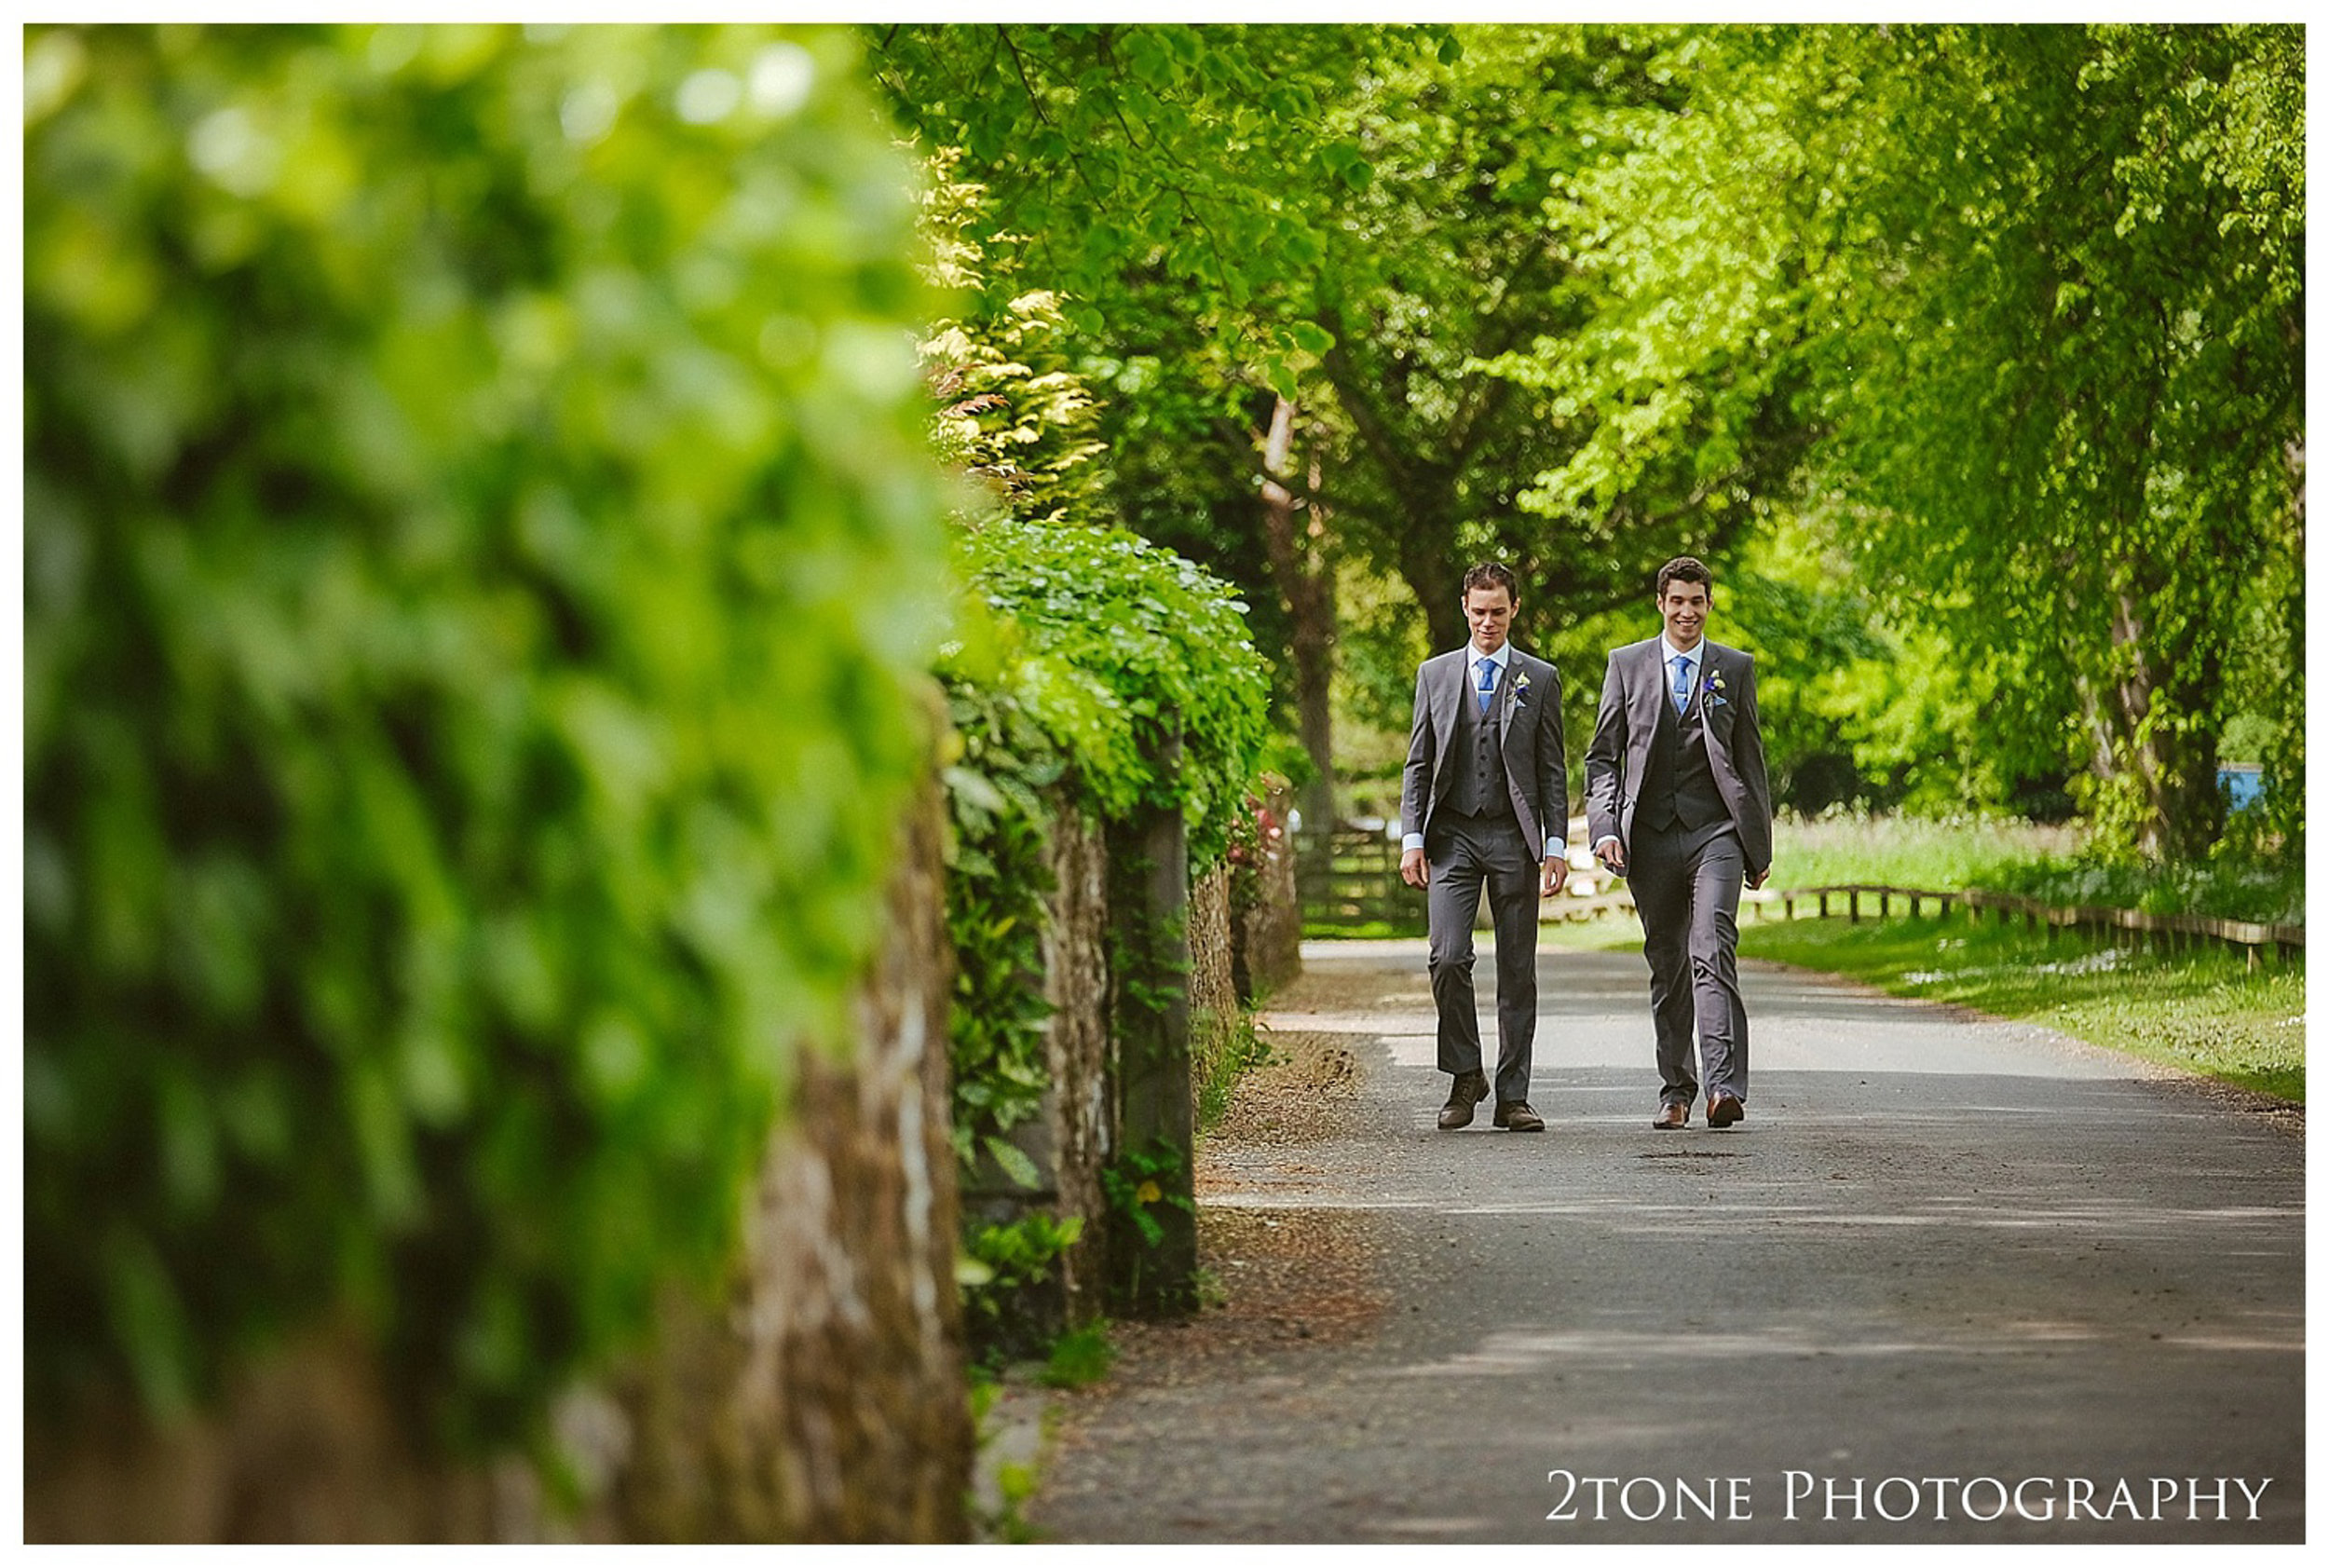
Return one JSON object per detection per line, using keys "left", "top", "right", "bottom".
{"left": 1028, "top": 938, "right": 2304, "bottom": 1544}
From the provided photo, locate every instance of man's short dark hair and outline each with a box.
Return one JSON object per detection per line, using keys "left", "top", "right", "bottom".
{"left": 1655, "top": 556, "right": 1713, "bottom": 598}
{"left": 1462, "top": 562, "right": 1519, "bottom": 602}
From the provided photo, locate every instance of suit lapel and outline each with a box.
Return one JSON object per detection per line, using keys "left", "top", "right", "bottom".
{"left": 1699, "top": 646, "right": 1733, "bottom": 763}
{"left": 1500, "top": 655, "right": 1537, "bottom": 770}
{"left": 1432, "top": 653, "right": 1463, "bottom": 770}
{"left": 1634, "top": 640, "right": 1665, "bottom": 732}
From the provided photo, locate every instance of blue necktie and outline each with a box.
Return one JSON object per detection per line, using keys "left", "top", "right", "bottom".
{"left": 1477, "top": 658, "right": 1497, "bottom": 715}
{"left": 1671, "top": 654, "right": 1693, "bottom": 716}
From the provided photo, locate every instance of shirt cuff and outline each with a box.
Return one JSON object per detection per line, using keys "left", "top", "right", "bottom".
{"left": 1545, "top": 842, "right": 1567, "bottom": 862}
{"left": 1401, "top": 833, "right": 1423, "bottom": 853}
{"left": 1593, "top": 836, "right": 1621, "bottom": 854}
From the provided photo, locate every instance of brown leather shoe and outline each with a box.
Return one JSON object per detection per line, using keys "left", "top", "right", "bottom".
{"left": 1707, "top": 1091, "right": 1745, "bottom": 1128}
{"left": 1437, "top": 1070, "right": 1490, "bottom": 1129}
{"left": 1652, "top": 1101, "right": 1689, "bottom": 1130}
{"left": 1493, "top": 1099, "right": 1545, "bottom": 1132}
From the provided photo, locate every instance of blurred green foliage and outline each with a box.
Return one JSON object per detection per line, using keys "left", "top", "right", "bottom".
{"left": 25, "top": 22, "right": 952, "bottom": 1452}
{"left": 954, "top": 1212, "right": 1083, "bottom": 1367}
{"left": 1985, "top": 848, "right": 2305, "bottom": 929}
{"left": 1765, "top": 812, "right": 2081, "bottom": 893}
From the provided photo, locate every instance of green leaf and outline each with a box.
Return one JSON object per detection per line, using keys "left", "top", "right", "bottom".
{"left": 1287, "top": 320, "right": 1335, "bottom": 355}
{"left": 984, "top": 1134, "right": 1042, "bottom": 1190}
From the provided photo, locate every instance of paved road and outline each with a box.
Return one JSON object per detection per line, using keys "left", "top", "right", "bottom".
{"left": 1030, "top": 939, "right": 2304, "bottom": 1543}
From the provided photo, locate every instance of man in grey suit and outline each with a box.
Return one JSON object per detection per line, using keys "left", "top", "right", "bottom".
{"left": 1585, "top": 556, "right": 1773, "bottom": 1130}
{"left": 1399, "top": 563, "right": 1569, "bottom": 1133}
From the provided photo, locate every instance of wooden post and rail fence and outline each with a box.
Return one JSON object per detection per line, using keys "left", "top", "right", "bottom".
{"left": 1295, "top": 826, "right": 2303, "bottom": 968}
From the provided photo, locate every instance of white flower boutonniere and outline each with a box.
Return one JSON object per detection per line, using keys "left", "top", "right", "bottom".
{"left": 1511, "top": 669, "right": 1532, "bottom": 708}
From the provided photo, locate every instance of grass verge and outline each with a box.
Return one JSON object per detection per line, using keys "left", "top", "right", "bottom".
{"left": 1738, "top": 908, "right": 2304, "bottom": 1103}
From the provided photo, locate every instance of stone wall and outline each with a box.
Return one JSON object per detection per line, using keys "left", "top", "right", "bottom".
{"left": 22, "top": 1325, "right": 516, "bottom": 1542}
{"left": 1233, "top": 781, "right": 1302, "bottom": 1000}
{"left": 601, "top": 777, "right": 969, "bottom": 1541}
{"left": 971, "top": 796, "right": 1306, "bottom": 1329}
{"left": 1186, "top": 864, "right": 1241, "bottom": 1094}
{"left": 952, "top": 797, "right": 1114, "bottom": 1343}
{"left": 24, "top": 783, "right": 971, "bottom": 1543}
{"left": 1039, "top": 804, "right": 1113, "bottom": 1329}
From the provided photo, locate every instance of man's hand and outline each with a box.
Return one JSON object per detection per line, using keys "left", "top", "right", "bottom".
{"left": 1540, "top": 858, "right": 1569, "bottom": 899}
{"left": 1400, "top": 847, "right": 1428, "bottom": 889}
{"left": 1595, "top": 836, "right": 1626, "bottom": 876}
{"left": 1749, "top": 866, "right": 1769, "bottom": 892}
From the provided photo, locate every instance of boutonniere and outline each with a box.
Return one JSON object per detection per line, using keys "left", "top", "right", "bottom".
{"left": 1511, "top": 669, "right": 1532, "bottom": 708}
{"left": 1702, "top": 669, "right": 1729, "bottom": 709}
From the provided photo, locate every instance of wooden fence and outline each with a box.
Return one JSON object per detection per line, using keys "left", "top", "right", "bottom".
{"left": 1296, "top": 826, "right": 1424, "bottom": 934}
{"left": 1763, "top": 883, "right": 2305, "bottom": 969}
{"left": 1297, "top": 828, "right": 2302, "bottom": 969}
{"left": 1296, "top": 825, "right": 1632, "bottom": 934}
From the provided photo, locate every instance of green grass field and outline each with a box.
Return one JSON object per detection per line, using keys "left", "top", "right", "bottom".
{"left": 1760, "top": 810, "right": 2302, "bottom": 924}
{"left": 1738, "top": 909, "right": 2304, "bottom": 1103}
{"left": 1763, "top": 811, "right": 2082, "bottom": 890}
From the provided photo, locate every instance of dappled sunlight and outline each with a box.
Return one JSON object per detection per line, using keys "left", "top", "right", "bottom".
{"left": 1375, "top": 1304, "right": 2302, "bottom": 1384}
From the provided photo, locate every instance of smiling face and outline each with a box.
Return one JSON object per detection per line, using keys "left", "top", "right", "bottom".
{"left": 1464, "top": 583, "right": 1515, "bottom": 655}
{"left": 1658, "top": 579, "right": 1709, "bottom": 652}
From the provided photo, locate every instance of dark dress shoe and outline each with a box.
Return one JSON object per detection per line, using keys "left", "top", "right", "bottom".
{"left": 1437, "top": 1070, "right": 1490, "bottom": 1129}
{"left": 1707, "top": 1091, "right": 1745, "bottom": 1127}
{"left": 1493, "top": 1099, "right": 1546, "bottom": 1132}
{"left": 1652, "top": 1102, "right": 1689, "bottom": 1130}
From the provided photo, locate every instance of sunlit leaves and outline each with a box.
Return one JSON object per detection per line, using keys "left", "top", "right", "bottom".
{"left": 1503, "top": 23, "right": 2301, "bottom": 852}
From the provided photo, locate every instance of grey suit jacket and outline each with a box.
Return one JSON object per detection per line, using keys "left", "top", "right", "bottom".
{"left": 1584, "top": 637, "right": 1773, "bottom": 879}
{"left": 1401, "top": 646, "right": 1568, "bottom": 865}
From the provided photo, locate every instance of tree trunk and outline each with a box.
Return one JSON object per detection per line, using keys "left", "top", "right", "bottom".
{"left": 1258, "top": 397, "right": 1340, "bottom": 829}
{"left": 2103, "top": 582, "right": 2226, "bottom": 861}
{"left": 2275, "top": 440, "right": 2306, "bottom": 848}
{"left": 1398, "top": 497, "right": 1466, "bottom": 657}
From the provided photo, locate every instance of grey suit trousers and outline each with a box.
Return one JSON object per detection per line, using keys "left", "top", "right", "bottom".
{"left": 1630, "top": 819, "right": 1749, "bottom": 1106}
{"left": 1425, "top": 811, "right": 1539, "bottom": 1104}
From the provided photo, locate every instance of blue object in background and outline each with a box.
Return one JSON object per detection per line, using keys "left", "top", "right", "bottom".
{"left": 2220, "top": 763, "right": 2265, "bottom": 811}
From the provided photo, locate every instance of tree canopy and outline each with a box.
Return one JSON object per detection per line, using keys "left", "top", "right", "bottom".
{"left": 1519, "top": 23, "right": 2303, "bottom": 853}
{"left": 878, "top": 21, "right": 2303, "bottom": 854}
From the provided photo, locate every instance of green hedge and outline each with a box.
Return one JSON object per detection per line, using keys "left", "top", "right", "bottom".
{"left": 953, "top": 516, "right": 1272, "bottom": 866}
{"left": 25, "top": 23, "right": 951, "bottom": 1452}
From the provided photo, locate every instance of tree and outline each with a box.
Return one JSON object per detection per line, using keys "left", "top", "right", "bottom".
{"left": 1515, "top": 23, "right": 2304, "bottom": 854}
{"left": 870, "top": 23, "right": 1394, "bottom": 827}
{"left": 1829, "top": 24, "right": 2302, "bottom": 855}
{"left": 876, "top": 24, "right": 1795, "bottom": 821}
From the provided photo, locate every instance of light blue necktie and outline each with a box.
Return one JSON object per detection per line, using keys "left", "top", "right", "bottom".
{"left": 1476, "top": 657, "right": 1497, "bottom": 715}
{"left": 1671, "top": 653, "right": 1693, "bottom": 716}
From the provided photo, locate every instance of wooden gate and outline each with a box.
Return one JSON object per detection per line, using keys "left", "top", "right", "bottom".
{"left": 1294, "top": 825, "right": 1427, "bottom": 935}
